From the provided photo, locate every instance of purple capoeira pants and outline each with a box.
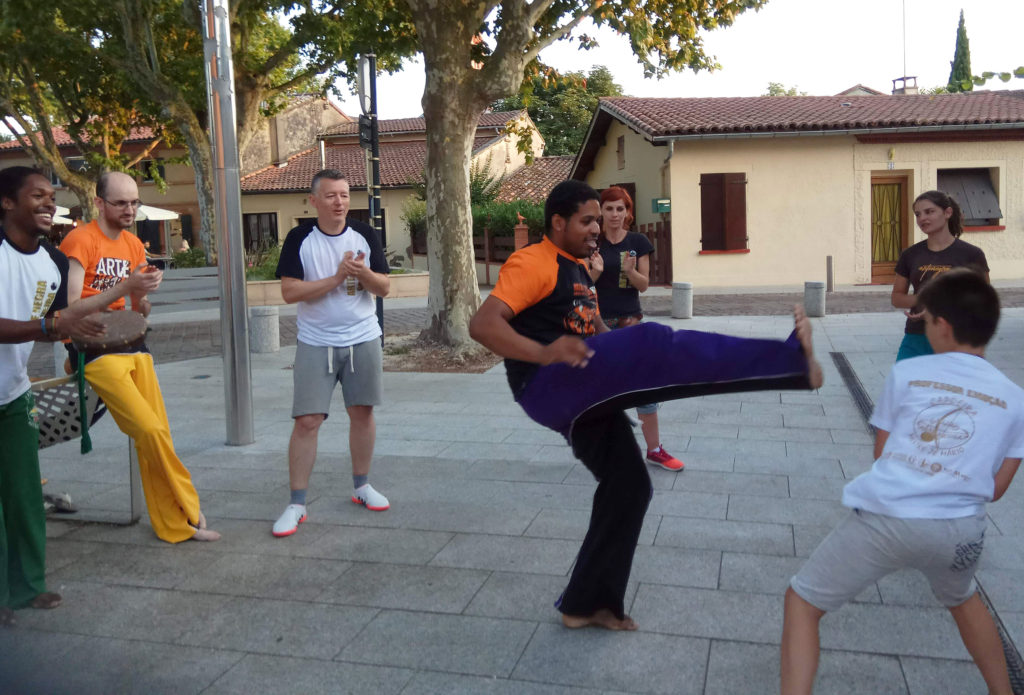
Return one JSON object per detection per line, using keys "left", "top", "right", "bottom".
{"left": 517, "top": 322, "right": 813, "bottom": 620}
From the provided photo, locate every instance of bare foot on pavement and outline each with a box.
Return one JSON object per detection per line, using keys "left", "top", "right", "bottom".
{"left": 562, "top": 609, "right": 638, "bottom": 631}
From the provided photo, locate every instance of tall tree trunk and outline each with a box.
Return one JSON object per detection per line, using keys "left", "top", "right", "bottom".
{"left": 410, "top": 0, "right": 488, "bottom": 351}
{"left": 177, "top": 118, "right": 216, "bottom": 263}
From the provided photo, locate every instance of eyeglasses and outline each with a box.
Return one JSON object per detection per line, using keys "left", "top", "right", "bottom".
{"left": 102, "top": 198, "right": 142, "bottom": 210}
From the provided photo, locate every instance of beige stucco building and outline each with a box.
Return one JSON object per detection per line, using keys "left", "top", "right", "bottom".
{"left": 573, "top": 92, "right": 1024, "bottom": 287}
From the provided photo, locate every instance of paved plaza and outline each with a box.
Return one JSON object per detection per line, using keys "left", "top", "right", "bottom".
{"left": 4, "top": 278, "right": 1024, "bottom": 694}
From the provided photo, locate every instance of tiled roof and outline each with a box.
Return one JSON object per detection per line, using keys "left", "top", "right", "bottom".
{"left": 0, "top": 125, "right": 158, "bottom": 150}
{"left": 598, "top": 92, "right": 1024, "bottom": 138}
{"left": 241, "top": 136, "right": 497, "bottom": 192}
{"left": 322, "top": 110, "right": 524, "bottom": 137}
{"left": 495, "top": 156, "right": 573, "bottom": 203}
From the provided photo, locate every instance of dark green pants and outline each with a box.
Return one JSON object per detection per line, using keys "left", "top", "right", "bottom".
{"left": 0, "top": 390, "right": 47, "bottom": 608}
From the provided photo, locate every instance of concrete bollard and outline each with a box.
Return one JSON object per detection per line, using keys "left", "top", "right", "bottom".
{"left": 804, "top": 281, "right": 826, "bottom": 317}
{"left": 249, "top": 305, "right": 280, "bottom": 353}
{"left": 671, "top": 281, "right": 693, "bottom": 319}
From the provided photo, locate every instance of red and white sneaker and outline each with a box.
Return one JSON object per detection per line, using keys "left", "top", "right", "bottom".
{"left": 646, "top": 446, "right": 685, "bottom": 471}
{"left": 272, "top": 504, "right": 307, "bottom": 537}
{"left": 352, "top": 484, "right": 390, "bottom": 511}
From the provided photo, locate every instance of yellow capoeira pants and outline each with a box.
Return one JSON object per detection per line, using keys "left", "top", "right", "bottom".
{"left": 84, "top": 353, "right": 200, "bottom": 543}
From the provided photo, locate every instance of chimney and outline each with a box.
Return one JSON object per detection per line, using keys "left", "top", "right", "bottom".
{"left": 891, "top": 76, "right": 918, "bottom": 95}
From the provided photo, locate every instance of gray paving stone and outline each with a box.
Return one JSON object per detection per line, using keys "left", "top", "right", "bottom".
{"left": 463, "top": 571, "right": 574, "bottom": 623}
{"left": 782, "top": 413, "right": 868, "bottom": 430}
{"left": 631, "top": 544, "right": 720, "bottom": 589}
{"left": 727, "top": 493, "right": 847, "bottom": 526}
{"left": 820, "top": 602, "right": 971, "bottom": 659}
{"left": 179, "top": 595, "right": 377, "bottom": 658}
{"left": 203, "top": 654, "right": 413, "bottom": 695}
{"left": 704, "top": 640, "right": 908, "bottom": 695}
{"left": 899, "top": 655, "right": 991, "bottom": 695}
{"left": 18, "top": 581, "right": 232, "bottom": 642}
{"left": 840, "top": 458, "right": 874, "bottom": 479}
{"left": 318, "top": 562, "right": 489, "bottom": 613}
{"left": 46, "top": 541, "right": 221, "bottom": 589}
{"left": 439, "top": 441, "right": 543, "bottom": 461}
{"left": 0, "top": 628, "right": 93, "bottom": 694}
{"left": 401, "top": 671, "right": 608, "bottom": 695}
{"left": 980, "top": 533, "right": 1024, "bottom": 570}
{"left": 830, "top": 428, "right": 874, "bottom": 444}
{"left": 696, "top": 410, "right": 784, "bottom": 427}
{"left": 787, "top": 441, "right": 875, "bottom": 460}
{"left": 976, "top": 568, "right": 1024, "bottom": 612}
{"left": 672, "top": 470, "right": 789, "bottom": 497}
{"left": 686, "top": 436, "right": 787, "bottom": 458}
{"left": 631, "top": 584, "right": 782, "bottom": 643}
{"left": 733, "top": 455, "right": 843, "bottom": 477}
{"left": 430, "top": 533, "right": 577, "bottom": 575}
{"left": 295, "top": 525, "right": 454, "bottom": 564}
{"left": 2, "top": 631, "right": 242, "bottom": 695}
{"left": 648, "top": 489, "right": 728, "bottom": 520}
{"left": 513, "top": 623, "right": 710, "bottom": 695}
{"left": 737, "top": 425, "right": 833, "bottom": 442}
{"left": 786, "top": 475, "right": 849, "bottom": 500}
{"left": 338, "top": 611, "right": 536, "bottom": 677}
{"left": 657, "top": 515, "right": 794, "bottom": 556}
{"left": 999, "top": 610, "right": 1024, "bottom": 651}
{"left": 188, "top": 466, "right": 298, "bottom": 493}
{"left": 524, "top": 508, "right": 660, "bottom": 547}
{"left": 177, "top": 552, "right": 350, "bottom": 600}
{"left": 665, "top": 452, "right": 735, "bottom": 472}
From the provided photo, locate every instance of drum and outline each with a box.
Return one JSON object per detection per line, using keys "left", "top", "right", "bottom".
{"left": 72, "top": 310, "right": 148, "bottom": 355}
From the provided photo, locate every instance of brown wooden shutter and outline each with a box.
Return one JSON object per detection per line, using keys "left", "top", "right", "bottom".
{"left": 700, "top": 173, "right": 725, "bottom": 251}
{"left": 723, "top": 173, "right": 747, "bottom": 250}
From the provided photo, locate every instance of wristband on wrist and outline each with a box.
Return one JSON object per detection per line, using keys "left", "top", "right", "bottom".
{"left": 41, "top": 317, "right": 48, "bottom": 336}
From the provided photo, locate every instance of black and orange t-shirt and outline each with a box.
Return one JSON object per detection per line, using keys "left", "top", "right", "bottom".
{"left": 894, "top": 238, "right": 988, "bottom": 335}
{"left": 491, "top": 236, "right": 599, "bottom": 396}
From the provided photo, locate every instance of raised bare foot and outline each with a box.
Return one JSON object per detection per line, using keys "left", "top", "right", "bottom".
{"left": 190, "top": 527, "right": 221, "bottom": 542}
{"left": 561, "top": 608, "right": 638, "bottom": 631}
{"left": 794, "top": 305, "right": 824, "bottom": 389}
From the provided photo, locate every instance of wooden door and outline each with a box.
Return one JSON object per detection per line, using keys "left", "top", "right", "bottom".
{"left": 870, "top": 176, "right": 908, "bottom": 284}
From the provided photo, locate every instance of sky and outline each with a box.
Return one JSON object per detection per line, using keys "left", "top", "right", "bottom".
{"left": 334, "top": 0, "right": 1024, "bottom": 119}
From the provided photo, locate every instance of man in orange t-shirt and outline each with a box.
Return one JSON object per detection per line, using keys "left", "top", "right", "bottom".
{"left": 60, "top": 171, "right": 218, "bottom": 543}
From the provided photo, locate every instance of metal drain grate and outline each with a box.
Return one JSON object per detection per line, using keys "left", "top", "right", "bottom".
{"left": 831, "top": 351, "right": 1024, "bottom": 691}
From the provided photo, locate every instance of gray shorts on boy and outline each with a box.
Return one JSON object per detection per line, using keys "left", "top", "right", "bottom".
{"left": 790, "top": 508, "right": 985, "bottom": 612}
{"left": 292, "top": 338, "right": 383, "bottom": 417}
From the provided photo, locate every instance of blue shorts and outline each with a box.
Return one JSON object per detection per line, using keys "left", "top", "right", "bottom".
{"left": 896, "top": 334, "right": 933, "bottom": 361}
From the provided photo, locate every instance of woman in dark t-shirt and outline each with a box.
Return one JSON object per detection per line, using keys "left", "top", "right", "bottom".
{"left": 892, "top": 190, "right": 989, "bottom": 361}
{"left": 589, "top": 186, "right": 683, "bottom": 472}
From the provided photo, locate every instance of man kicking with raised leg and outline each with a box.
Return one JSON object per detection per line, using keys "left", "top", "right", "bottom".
{"left": 470, "top": 179, "right": 822, "bottom": 630}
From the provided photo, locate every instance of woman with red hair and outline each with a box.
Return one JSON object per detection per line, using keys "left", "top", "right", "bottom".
{"left": 589, "top": 186, "right": 683, "bottom": 472}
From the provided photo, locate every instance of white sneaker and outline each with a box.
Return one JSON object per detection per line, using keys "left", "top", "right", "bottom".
{"left": 272, "top": 504, "right": 307, "bottom": 537}
{"left": 352, "top": 484, "right": 390, "bottom": 511}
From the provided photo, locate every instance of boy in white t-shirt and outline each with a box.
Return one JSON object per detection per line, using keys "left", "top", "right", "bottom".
{"left": 780, "top": 270, "right": 1024, "bottom": 695}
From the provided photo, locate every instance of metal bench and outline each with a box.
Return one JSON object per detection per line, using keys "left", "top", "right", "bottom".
{"left": 31, "top": 375, "right": 143, "bottom": 525}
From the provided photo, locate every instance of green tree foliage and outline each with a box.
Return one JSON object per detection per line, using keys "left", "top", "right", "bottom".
{"left": 492, "top": 65, "right": 625, "bottom": 156}
{"left": 404, "top": 0, "right": 766, "bottom": 349}
{"left": 0, "top": 1, "right": 172, "bottom": 219}
{"left": 946, "top": 10, "right": 972, "bottom": 93}
{"left": 762, "top": 82, "right": 805, "bottom": 96}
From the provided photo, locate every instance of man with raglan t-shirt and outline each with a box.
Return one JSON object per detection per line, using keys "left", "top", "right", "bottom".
{"left": 271, "top": 169, "right": 391, "bottom": 538}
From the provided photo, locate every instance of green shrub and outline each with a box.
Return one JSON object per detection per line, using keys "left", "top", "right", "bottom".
{"left": 172, "top": 247, "right": 208, "bottom": 268}
{"left": 472, "top": 200, "right": 544, "bottom": 238}
{"left": 245, "top": 244, "right": 281, "bottom": 280}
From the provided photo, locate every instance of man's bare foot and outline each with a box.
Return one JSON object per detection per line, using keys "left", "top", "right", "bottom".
{"left": 561, "top": 609, "right": 638, "bottom": 631}
{"left": 30, "top": 592, "right": 62, "bottom": 609}
{"left": 794, "top": 305, "right": 824, "bottom": 390}
{"left": 197, "top": 511, "right": 208, "bottom": 530}
{"left": 190, "top": 527, "right": 221, "bottom": 542}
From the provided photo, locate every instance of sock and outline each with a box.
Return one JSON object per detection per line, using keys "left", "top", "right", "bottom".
{"left": 353, "top": 474, "right": 368, "bottom": 490}
{"left": 648, "top": 445, "right": 662, "bottom": 454}
{"left": 290, "top": 489, "right": 307, "bottom": 506}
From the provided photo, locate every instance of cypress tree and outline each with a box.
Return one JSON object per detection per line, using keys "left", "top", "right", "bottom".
{"left": 947, "top": 10, "right": 972, "bottom": 92}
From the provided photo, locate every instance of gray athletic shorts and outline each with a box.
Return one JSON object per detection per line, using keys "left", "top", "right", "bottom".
{"left": 790, "top": 508, "right": 986, "bottom": 612}
{"left": 292, "top": 338, "right": 383, "bottom": 418}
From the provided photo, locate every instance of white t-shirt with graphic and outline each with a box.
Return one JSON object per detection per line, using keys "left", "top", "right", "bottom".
{"left": 844, "top": 352, "right": 1024, "bottom": 519}
{"left": 0, "top": 231, "right": 68, "bottom": 405}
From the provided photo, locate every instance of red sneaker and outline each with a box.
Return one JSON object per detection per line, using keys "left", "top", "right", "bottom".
{"left": 646, "top": 447, "right": 685, "bottom": 471}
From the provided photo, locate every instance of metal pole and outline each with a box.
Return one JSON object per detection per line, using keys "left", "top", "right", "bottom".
{"left": 202, "top": 0, "right": 254, "bottom": 445}
{"left": 366, "top": 54, "right": 385, "bottom": 337}
{"left": 826, "top": 255, "right": 834, "bottom": 293}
